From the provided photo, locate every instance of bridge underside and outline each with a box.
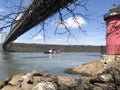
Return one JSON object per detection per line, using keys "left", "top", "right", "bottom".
{"left": 3, "top": 0, "right": 75, "bottom": 51}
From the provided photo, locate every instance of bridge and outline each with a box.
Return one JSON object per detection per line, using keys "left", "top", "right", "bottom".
{"left": 2, "top": 0, "right": 75, "bottom": 51}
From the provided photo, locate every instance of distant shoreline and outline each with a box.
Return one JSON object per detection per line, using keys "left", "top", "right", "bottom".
{"left": 1, "top": 43, "right": 106, "bottom": 52}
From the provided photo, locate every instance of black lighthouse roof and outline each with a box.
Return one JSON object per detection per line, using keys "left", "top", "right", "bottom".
{"left": 104, "top": 4, "right": 120, "bottom": 20}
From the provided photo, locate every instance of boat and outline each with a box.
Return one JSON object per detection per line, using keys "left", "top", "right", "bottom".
{"left": 44, "top": 52, "right": 52, "bottom": 54}
{"left": 44, "top": 49, "right": 60, "bottom": 54}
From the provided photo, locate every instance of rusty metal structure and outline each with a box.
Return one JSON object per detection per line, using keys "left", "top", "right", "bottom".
{"left": 2, "top": 0, "right": 75, "bottom": 51}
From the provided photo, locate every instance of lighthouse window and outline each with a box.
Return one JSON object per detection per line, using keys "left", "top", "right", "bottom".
{"left": 114, "top": 26, "right": 120, "bottom": 31}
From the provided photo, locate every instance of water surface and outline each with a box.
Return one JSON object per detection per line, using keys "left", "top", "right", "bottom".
{"left": 0, "top": 52, "right": 100, "bottom": 80}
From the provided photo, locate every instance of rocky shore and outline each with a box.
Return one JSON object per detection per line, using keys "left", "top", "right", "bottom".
{"left": 0, "top": 64, "right": 120, "bottom": 90}
{"left": 65, "top": 59, "right": 120, "bottom": 76}
{"left": 0, "top": 55, "right": 120, "bottom": 90}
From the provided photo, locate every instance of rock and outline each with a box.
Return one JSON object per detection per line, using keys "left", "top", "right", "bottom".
{"left": 31, "top": 74, "right": 58, "bottom": 85}
{"left": 76, "top": 77, "right": 91, "bottom": 90}
{"left": 0, "top": 65, "right": 119, "bottom": 90}
{"left": 93, "top": 86, "right": 103, "bottom": 90}
{"left": 9, "top": 74, "right": 24, "bottom": 86}
{"left": 43, "top": 75, "right": 58, "bottom": 83}
{"left": 97, "top": 73, "right": 113, "bottom": 82}
{"left": 21, "top": 73, "right": 31, "bottom": 83}
{"left": 31, "top": 71, "right": 45, "bottom": 77}
{"left": 89, "top": 65, "right": 120, "bottom": 90}
{"left": 106, "top": 65, "right": 120, "bottom": 85}
{"left": 32, "top": 76, "right": 43, "bottom": 85}
{"left": 32, "top": 82, "right": 57, "bottom": 90}
{"left": 57, "top": 76, "right": 76, "bottom": 90}
{"left": 93, "top": 83, "right": 115, "bottom": 90}
{"left": 21, "top": 81, "right": 34, "bottom": 90}
{"left": 0, "top": 81, "right": 5, "bottom": 89}
{"left": 1, "top": 85, "right": 22, "bottom": 90}
{"left": 4, "top": 77, "right": 11, "bottom": 85}
{"left": 20, "top": 73, "right": 34, "bottom": 90}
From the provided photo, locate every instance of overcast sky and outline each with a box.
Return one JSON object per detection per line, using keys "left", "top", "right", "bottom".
{"left": 0, "top": 0, "right": 120, "bottom": 45}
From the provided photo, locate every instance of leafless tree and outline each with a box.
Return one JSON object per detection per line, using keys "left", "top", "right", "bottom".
{"left": 0, "top": 0, "right": 28, "bottom": 31}
{"left": 0, "top": 0, "right": 89, "bottom": 45}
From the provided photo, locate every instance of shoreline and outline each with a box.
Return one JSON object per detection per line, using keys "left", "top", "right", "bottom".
{"left": 0, "top": 43, "right": 103, "bottom": 52}
{"left": 64, "top": 59, "right": 120, "bottom": 76}
{"left": 0, "top": 64, "right": 119, "bottom": 90}
{"left": 64, "top": 68, "right": 92, "bottom": 77}
{"left": 0, "top": 58, "right": 119, "bottom": 90}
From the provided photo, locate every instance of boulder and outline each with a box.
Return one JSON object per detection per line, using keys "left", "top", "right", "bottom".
{"left": 97, "top": 73, "right": 113, "bottom": 82}
{"left": 43, "top": 75, "right": 58, "bottom": 83}
{"left": 32, "top": 76, "right": 44, "bottom": 85}
{"left": 76, "top": 77, "right": 91, "bottom": 90}
{"left": 21, "top": 81, "right": 34, "bottom": 90}
{"left": 21, "top": 73, "right": 32, "bottom": 83}
{"left": 31, "top": 71, "right": 45, "bottom": 77}
{"left": 32, "top": 82, "right": 57, "bottom": 90}
{"left": 93, "top": 83, "right": 115, "bottom": 90}
{"left": 8, "top": 74, "right": 24, "bottom": 86}
{"left": 4, "top": 77, "right": 11, "bottom": 85}
{"left": 89, "top": 65, "right": 120, "bottom": 90}
{"left": 1, "top": 85, "right": 22, "bottom": 90}
{"left": 57, "top": 76, "right": 76, "bottom": 90}
{"left": 106, "top": 65, "right": 120, "bottom": 85}
{"left": 0, "top": 81, "right": 5, "bottom": 89}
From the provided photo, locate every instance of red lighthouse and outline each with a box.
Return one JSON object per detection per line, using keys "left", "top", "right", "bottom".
{"left": 104, "top": 5, "right": 120, "bottom": 55}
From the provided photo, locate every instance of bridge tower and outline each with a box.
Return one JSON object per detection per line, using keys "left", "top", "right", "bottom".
{"left": 102, "top": 5, "right": 120, "bottom": 62}
{"left": 0, "top": 32, "right": 8, "bottom": 52}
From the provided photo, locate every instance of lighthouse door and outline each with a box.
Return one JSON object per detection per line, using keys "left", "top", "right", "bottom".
{"left": 115, "top": 45, "right": 120, "bottom": 55}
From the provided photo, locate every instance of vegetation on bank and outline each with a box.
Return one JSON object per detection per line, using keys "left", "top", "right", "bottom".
{"left": 5, "top": 43, "right": 105, "bottom": 52}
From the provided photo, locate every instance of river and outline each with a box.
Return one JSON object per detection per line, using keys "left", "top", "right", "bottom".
{"left": 0, "top": 52, "right": 101, "bottom": 80}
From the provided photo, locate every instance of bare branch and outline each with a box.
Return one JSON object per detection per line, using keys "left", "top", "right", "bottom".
{"left": 0, "top": 0, "right": 89, "bottom": 44}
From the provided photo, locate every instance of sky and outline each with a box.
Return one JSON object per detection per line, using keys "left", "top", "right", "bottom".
{"left": 0, "top": 0, "right": 120, "bottom": 46}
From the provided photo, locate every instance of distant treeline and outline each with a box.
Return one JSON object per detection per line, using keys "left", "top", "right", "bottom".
{"left": 6, "top": 43, "right": 106, "bottom": 53}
